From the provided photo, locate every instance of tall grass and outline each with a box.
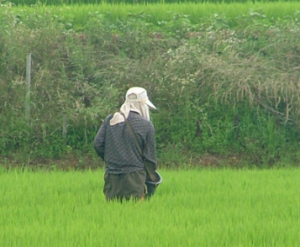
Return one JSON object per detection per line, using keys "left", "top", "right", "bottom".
{"left": 0, "top": 168, "right": 300, "bottom": 246}
{"left": 1, "top": 2, "right": 300, "bottom": 165}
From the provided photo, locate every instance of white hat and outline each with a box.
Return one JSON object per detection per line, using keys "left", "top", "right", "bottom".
{"left": 126, "top": 87, "right": 156, "bottom": 109}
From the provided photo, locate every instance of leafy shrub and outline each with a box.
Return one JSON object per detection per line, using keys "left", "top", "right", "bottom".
{"left": 1, "top": 4, "right": 300, "bottom": 166}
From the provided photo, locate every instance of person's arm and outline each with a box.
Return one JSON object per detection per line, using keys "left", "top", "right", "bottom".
{"left": 94, "top": 116, "right": 110, "bottom": 160}
{"left": 143, "top": 123, "right": 157, "bottom": 170}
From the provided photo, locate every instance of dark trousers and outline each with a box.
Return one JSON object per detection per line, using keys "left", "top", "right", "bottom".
{"left": 103, "top": 170, "right": 146, "bottom": 201}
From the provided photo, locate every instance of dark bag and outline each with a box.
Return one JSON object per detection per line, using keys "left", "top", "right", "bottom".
{"left": 145, "top": 170, "right": 162, "bottom": 198}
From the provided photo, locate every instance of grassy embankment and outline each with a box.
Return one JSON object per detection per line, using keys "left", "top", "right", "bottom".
{"left": 1, "top": 2, "right": 300, "bottom": 167}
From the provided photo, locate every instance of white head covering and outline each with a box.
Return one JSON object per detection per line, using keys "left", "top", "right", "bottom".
{"left": 110, "top": 87, "right": 156, "bottom": 126}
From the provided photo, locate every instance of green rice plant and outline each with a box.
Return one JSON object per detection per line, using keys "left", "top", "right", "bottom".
{"left": 0, "top": 168, "right": 300, "bottom": 246}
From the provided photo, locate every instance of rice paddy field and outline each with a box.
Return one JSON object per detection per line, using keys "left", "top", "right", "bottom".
{"left": 1, "top": 167, "right": 300, "bottom": 246}
{"left": 1, "top": 1, "right": 300, "bottom": 245}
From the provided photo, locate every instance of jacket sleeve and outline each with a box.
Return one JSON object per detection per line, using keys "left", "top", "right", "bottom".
{"left": 143, "top": 122, "right": 157, "bottom": 170}
{"left": 94, "top": 116, "right": 110, "bottom": 160}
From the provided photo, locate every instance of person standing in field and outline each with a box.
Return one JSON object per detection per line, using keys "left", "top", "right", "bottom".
{"left": 94, "top": 87, "right": 159, "bottom": 202}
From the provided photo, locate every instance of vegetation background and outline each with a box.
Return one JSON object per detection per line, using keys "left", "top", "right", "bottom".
{"left": 1, "top": 1, "right": 300, "bottom": 168}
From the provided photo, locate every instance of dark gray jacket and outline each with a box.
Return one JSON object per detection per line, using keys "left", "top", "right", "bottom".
{"left": 94, "top": 111, "right": 157, "bottom": 174}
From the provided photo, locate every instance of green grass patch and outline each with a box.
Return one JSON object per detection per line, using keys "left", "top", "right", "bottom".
{"left": 1, "top": 168, "right": 299, "bottom": 246}
{"left": 3, "top": 2, "right": 300, "bottom": 29}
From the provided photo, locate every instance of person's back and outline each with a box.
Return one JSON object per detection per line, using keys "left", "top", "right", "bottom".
{"left": 94, "top": 87, "right": 159, "bottom": 201}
